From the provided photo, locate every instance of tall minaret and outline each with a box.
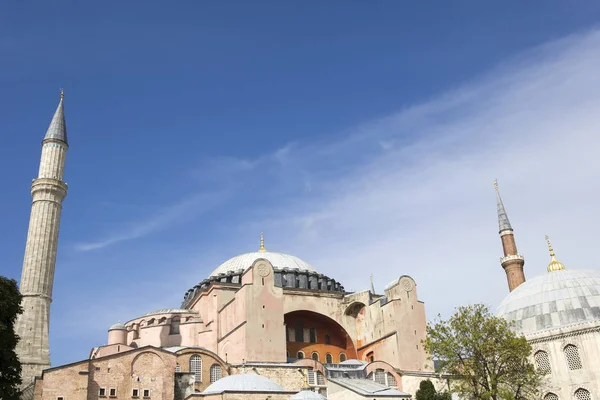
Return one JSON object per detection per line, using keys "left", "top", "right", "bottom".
{"left": 494, "top": 180, "right": 525, "bottom": 292}
{"left": 15, "top": 91, "right": 69, "bottom": 385}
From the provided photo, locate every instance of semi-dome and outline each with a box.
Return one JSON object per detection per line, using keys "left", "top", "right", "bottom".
{"left": 210, "top": 251, "right": 316, "bottom": 277}
{"left": 497, "top": 269, "right": 600, "bottom": 336}
{"left": 289, "top": 389, "right": 327, "bottom": 399}
{"left": 203, "top": 373, "right": 284, "bottom": 394}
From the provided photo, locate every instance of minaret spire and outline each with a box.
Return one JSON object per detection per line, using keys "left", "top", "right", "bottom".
{"left": 494, "top": 179, "right": 512, "bottom": 234}
{"left": 15, "top": 91, "right": 70, "bottom": 386}
{"left": 43, "top": 89, "right": 68, "bottom": 144}
{"left": 370, "top": 274, "right": 376, "bottom": 295}
{"left": 494, "top": 180, "right": 525, "bottom": 292}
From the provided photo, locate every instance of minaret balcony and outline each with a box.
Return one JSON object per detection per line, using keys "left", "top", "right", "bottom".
{"left": 500, "top": 254, "right": 524, "bottom": 264}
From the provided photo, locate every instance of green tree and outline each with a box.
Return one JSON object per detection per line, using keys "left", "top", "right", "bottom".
{"left": 0, "top": 276, "right": 23, "bottom": 400}
{"left": 424, "top": 304, "right": 542, "bottom": 400}
{"left": 416, "top": 379, "right": 452, "bottom": 400}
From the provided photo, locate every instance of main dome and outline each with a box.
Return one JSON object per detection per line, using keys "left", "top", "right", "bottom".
{"left": 209, "top": 251, "right": 316, "bottom": 277}
{"left": 497, "top": 269, "right": 600, "bottom": 336}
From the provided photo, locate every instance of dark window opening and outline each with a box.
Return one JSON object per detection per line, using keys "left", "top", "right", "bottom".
{"left": 309, "top": 328, "right": 317, "bottom": 343}
{"left": 295, "top": 320, "right": 304, "bottom": 342}
{"left": 324, "top": 334, "right": 331, "bottom": 344}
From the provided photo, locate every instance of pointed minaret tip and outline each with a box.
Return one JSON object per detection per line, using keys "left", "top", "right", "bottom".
{"left": 44, "top": 90, "right": 68, "bottom": 145}
{"left": 494, "top": 180, "right": 513, "bottom": 234}
{"left": 370, "top": 274, "right": 376, "bottom": 294}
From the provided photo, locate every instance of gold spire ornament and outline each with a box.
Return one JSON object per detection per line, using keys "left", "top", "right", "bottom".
{"left": 545, "top": 235, "right": 565, "bottom": 272}
{"left": 259, "top": 232, "right": 266, "bottom": 252}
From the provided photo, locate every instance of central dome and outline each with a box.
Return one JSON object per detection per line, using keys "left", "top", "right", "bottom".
{"left": 497, "top": 269, "right": 600, "bottom": 336}
{"left": 209, "top": 251, "right": 316, "bottom": 277}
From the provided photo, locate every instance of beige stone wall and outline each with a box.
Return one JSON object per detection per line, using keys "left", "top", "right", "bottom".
{"left": 229, "top": 365, "right": 309, "bottom": 392}
{"left": 400, "top": 374, "right": 450, "bottom": 398}
{"left": 37, "top": 361, "right": 88, "bottom": 400}
{"left": 174, "top": 348, "right": 229, "bottom": 392}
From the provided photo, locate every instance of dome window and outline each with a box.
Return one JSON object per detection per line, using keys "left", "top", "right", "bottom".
{"left": 339, "top": 353, "right": 346, "bottom": 362}
{"left": 190, "top": 355, "right": 202, "bottom": 382}
{"left": 311, "top": 352, "right": 319, "bottom": 361}
{"left": 297, "top": 351, "right": 305, "bottom": 359}
{"left": 575, "top": 389, "right": 591, "bottom": 400}
{"left": 544, "top": 393, "right": 558, "bottom": 400}
{"left": 325, "top": 353, "right": 333, "bottom": 364}
{"left": 534, "top": 351, "right": 551, "bottom": 374}
{"left": 564, "top": 344, "right": 582, "bottom": 370}
{"left": 210, "top": 364, "right": 222, "bottom": 383}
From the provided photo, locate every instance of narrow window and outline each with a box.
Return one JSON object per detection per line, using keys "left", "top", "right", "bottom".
{"left": 325, "top": 353, "right": 333, "bottom": 364}
{"left": 386, "top": 372, "right": 397, "bottom": 387}
{"left": 534, "top": 351, "right": 551, "bottom": 374}
{"left": 374, "top": 369, "right": 386, "bottom": 385}
{"left": 309, "top": 328, "right": 317, "bottom": 343}
{"left": 57, "top": 397, "right": 64, "bottom": 400}
{"left": 132, "top": 389, "right": 139, "bottom": 398}
{"left": 297, "top": 351, "right": 304, "bottom": 359}
{"left": 295, "top": 320, "right": 304, "bottom": 342}
{"left": 339, "top": 353, "right": 347, "bottom": 362}
{"left": 109, "top": 388, "right": 117, "bottom": 397}
{"left": 175, "top": 363, "right": 181, "bottom": 372}
{"left": 311, "top": 352, "right": 319, "bottom": 361}
{"left": 143, "top": 389, "right": 150, "bottom": 398}
{"left": 99, "top": 388, "right": 106, "bottom": 397}
{"left": 190, "top": 355, "right": 202, "bottom": 382}
{"left": 308, "top": 371, "right": 315, "bottom": 385}
{"left": 316, "top": 371, "right": 325, "bottom": 386}
{"left": 170, "top": 317, "right": 180, "bottom": 335}
{"left": 575, "top": 389, "right": 591, "bottom": 400}
{"left": 324, "top": 334, "right": 331, "bottom": 344}
{"left": 564, "top": 344, "right": 582, "bottom": 370}
{"left": 210, "top": 364, "right": 222, "bottom": 383}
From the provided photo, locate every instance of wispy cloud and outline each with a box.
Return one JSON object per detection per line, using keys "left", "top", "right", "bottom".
{"left": 73, "top": 190, "right": 230, "bottom": 251}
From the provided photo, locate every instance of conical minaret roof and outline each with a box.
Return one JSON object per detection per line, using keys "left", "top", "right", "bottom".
{"left": 43, "top": 91, "right": 68, "bottom": 145}
{"left": 494, "top": 180, "right": 513, "bottom": 233}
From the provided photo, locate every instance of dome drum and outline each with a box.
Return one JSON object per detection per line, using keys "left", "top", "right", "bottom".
{"left": 181, "top": 267, "right": 344, "bottom": 308}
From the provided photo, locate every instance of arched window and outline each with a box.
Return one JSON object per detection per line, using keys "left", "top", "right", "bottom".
{"left": 170, "top": 317, "right": 180, "bottom": 335}
{"left": 311, "top": 352, "right": 319, "bottom": 361}
{"left": 132, "top": 324, "right": 140, "bottom": 340}
{"left": 210, "top": 364, "right": 222, "bottom": 383}
{"left": 147, "top": 318, "right": 155, "bottom": 325}
{"left": 544, "top": 393, "right": 558, "bottom": 400}
{"left": 325, "top": 353, "right": 333, "bottom": 364}
{"left": 297, "top": 351, "right": 304, "bottom": 359}
{"left": 339, "top": 353, "right": 347, "bottom": 362}
{"left": 386, "top": 373, "right": 397, "bottom": 387}
{"left": 175, "top": 363, "right": 181, "bottom": 372}
{"left": 189, "top": 355, "right": 202, "bottom": 382}
{"left": 159, "top": 317, "right": 167, "bottom": 324}
{"left": 564, "top": 344, "right": 582, "bottom": 370}
{"left": 535, "top": 350, "right": 551, "bottom": 374}
{"left": 316, "top": 371, "right": 325, "bottom": 386}
{"left": 374, "top": 369, "right": 386, "bottom": 385}
{"left": 324, "top": 334, "right": 331, "bottom": 344}
{"left": 575, "top": 389, "right": 591, "bottom": 400}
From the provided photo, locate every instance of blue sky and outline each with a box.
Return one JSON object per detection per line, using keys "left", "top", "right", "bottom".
{"left": 2, "top": 2, "right": 600, "bottom": 366}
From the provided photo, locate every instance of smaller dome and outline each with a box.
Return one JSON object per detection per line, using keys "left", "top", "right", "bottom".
{"left": 289, "top": 390, "right": 327, "bottom": 399}
{"left": 203, "top": 374, "right": 284, "bottom": 394}
{"left": 109, "top": 322, "right": 126, "bottom": 330}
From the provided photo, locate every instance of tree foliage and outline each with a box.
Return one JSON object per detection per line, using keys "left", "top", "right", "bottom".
{"left": 424, "top": 304, "right": 542, "bottom": 400}
{"left": 0, "top": 276, "right": 23, "bottom": 400}
{"left": 416, "top": 379, "right": 452, "bottom": 400}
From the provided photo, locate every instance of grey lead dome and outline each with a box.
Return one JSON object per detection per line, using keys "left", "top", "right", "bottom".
{"left": 203, "top": 374, "right": 285, "bottom": 394}
{"left": 497, "top": 269, "right": 600, "bottom": 336}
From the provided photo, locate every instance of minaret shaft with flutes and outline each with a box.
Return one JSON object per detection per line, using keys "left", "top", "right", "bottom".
{"left": 494, "top": 180, "right": 525, "bottom": 292}
{"left": 15, "top": 92, "right": 69, "bottom": 386}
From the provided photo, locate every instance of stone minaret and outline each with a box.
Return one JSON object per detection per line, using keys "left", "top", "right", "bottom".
{"left": 494, "top": 180, "right": 525, "bottom": 292}
{"left": 15, "top": 91, "right": 69, "bottom": 385}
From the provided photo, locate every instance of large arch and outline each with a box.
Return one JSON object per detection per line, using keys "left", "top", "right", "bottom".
{"left": 284, "top": 310, "right": 357, "bottom": 364}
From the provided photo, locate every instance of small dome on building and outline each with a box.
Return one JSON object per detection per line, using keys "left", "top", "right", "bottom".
{"left": 210, "top": 251, "right": 316, "bottom": 277}
{"left": 109, "top": 322, "right": 126, "bottom": 330}
{"left": 203, "top": 373, "right": 284, "bottom": 394}
{"left": 289, "top": 389, "right": 327, "bottom": 399}
{"left": 497, "top": 269, "right": 600, "bottom": 336}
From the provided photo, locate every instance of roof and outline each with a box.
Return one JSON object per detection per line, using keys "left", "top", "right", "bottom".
{"left": 497, "top": 269, "right": 600, "bottom": 336}
{"left": 289, "top": 390, "right": 327, "bottom": 399}
{"left": 494, "top": 180, "right": 513, "bottom": 233}
{"left": 44, "top": 94, "right": 68, "bottom": 145}
{"left": 328, "top": 378, "right": 410, "bottom": 398}
{"left": 210, "top": 251, "right": 316, "bottom": 277}
{"left": 203, "top": 374, "right": 285, "bottom": 394}
{"left": 109, "top": 322, "right": 126, "bottom": 330}
{"left": 142, "top": 308, "right": 197, "bottom": 317}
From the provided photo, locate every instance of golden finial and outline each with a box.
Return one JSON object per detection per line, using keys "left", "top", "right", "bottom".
{"left": 302, "top": 370, "right": 310, "bottom": 389}
{"left": 259, "top": 232, "right": 266, "bottom": 252}
{"left": 545, "top": 235, "right": 565, "bottom": 272}
{"left": 59, "top": 88, "right": 64, "bottom": 99}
